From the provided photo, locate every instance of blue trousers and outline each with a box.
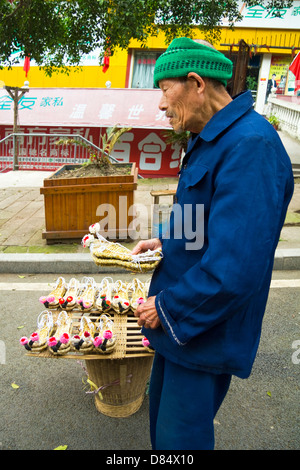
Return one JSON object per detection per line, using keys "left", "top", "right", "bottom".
{"left": 149, "top": 352, "right": 231, "bottom": 450}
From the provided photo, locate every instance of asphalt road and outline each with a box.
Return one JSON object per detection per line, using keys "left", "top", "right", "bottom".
{"left": 0, "top": 271, "right": 299, "bottom": 451}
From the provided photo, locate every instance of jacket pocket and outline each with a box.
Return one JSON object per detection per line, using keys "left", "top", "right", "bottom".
{"left": 176, "top": 164, "right": 210, "bottom": 206}
{"left": 183, "top": 164, "right": 209, "bottom": 189}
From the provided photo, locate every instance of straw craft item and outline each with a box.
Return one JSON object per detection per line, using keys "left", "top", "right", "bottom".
{"left": 93, "top": 314, "right": 116, "bottom": 354}
{"left": 95, "top": 277, "right": 113, "bottom": 312}
{"left": 20, "top": 310, "right": 55, "bottom": 353}
{"left": 112, "top": 280, "right": 131, "bottom": 314}
{"left": 71, "top": 316, "right": 96, "bottom": 354}
{"left": 129, "top": 278, "right": 147, "bottom": 311}
{"left": 85, "top": 355, "right": 154, "bottom": 417}
{"left": 82, "top": 230, "right": 162, "bottom": 273}
{"left": 47, "top": 311, "right": 72, "bottom": 356}
{"left": 76, "top": 277, "right": 96, "bottom": 312}
{"left": 58, "top": 277, "right": 80, "bottom": 310}
{"left": 39, "top": 277, "right": 66, "bottom": 309}
{"left": 142, "top": 336, "right": 153, "bottom": 353}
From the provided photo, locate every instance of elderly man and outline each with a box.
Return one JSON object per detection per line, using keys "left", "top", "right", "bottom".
{"left": 133, "top": 37, "right": 294, "bottom": 450}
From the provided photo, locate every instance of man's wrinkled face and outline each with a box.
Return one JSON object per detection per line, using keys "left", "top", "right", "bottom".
{"left": 158, "top": 78, "right": 195, "bottom": 134}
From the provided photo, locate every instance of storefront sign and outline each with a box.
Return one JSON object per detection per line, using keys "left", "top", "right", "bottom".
{"left": 0, "top": 88, "right": 181, "bottom": 177}
{"left": 0, "top": 88, "right": 170, "bottom": 129}
{"left": 221, "top": 0, "right": 300, "bottom": 29}
{"left": 0, "top": 125, "right": 181, "bottom": 178}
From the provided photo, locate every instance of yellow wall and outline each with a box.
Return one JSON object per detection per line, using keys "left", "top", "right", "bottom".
{"left": 130, "top": 27, "right": 300, "bottom": 56}
{"left": 218, "top": 27, "right": 300, "bottom": 55}
{"left": 0, "top": 48, "right": 129, "bottom": 89}
{"left": 1, "top": 27, "right": 299, "bottom": 89}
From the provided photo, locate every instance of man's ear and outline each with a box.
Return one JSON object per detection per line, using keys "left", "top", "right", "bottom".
{"left": 187, "top": 72, "right": 206, "bottom": 92}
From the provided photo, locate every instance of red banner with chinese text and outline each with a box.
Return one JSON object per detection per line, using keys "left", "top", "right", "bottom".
{"left": 0, "top": 125, "right": 181, "bottom": 178}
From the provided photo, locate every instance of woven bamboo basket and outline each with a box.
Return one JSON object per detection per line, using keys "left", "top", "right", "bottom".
{"left": 85, "top": 356, "right": 153, "bottom": 417}
{"left": 26, "top": 305, "right": 154, "bottom": 417}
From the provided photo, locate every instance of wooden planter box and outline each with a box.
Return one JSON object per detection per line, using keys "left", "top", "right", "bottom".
{"left": 40, "top": 163, "right": 138, "bottom": 244}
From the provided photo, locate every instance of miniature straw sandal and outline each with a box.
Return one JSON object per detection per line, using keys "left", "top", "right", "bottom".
{"left": 71, "top": 316, "right": 96, "bottom": 354}
{"left": 95, "top": 277, "right": 113, "bottom": 312}
{"left": 47, "top": 311, "right": 72, "bottom": 356}
{"left": 58, "top": 278, "right": 80, "bottom": 310}
{"left": 76, "top": 277, "right": 96, "bottom": 312}
{"left": 112, "top": 280, "right": 130, "bottom": 314}
{"left": 142, "top": 336, "right": 153, "bottom": 353}
{"left": 39, "top": 277, "right": 66, "bottom": 309}
{"left": 19, "top": 310, "right": 54, "bottom": 353}
{"left": 129, "top": 278, "right": 147, "bottom": 311}
{"left": 82, "top": 230, "right": 162, "bottom": 273}
{"left": 144, "top": 278, "right": 151, "bottom": 296}
{"left": 93, "top": 314, "right": 116, "bottom": 354}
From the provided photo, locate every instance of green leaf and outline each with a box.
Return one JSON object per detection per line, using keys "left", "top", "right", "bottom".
{"left": 267, "top": 390, "right": 272, "bottom": 397}
{"left": 54, "top": 445, "right": 68, "bottom": 450}
{"left": 11, "top": 382, "right": 19, "bottom": 389}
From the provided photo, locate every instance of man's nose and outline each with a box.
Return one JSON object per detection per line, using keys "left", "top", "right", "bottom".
{"left": 159, "top": 94, "right": 167, "bottom": 111}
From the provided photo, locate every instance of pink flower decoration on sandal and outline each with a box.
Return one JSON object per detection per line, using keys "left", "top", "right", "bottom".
{"left": 60, "top": 333, "right": 70, "bottom": 344}
{"left": 30, "top": 332, "right": 39, "bottom": 343}
{"left": 93, "top": 336, "right": 103, "bottom": 348}
{"left": 82, "top": 300, "right": 92, "bottom": 309}
{"left": 103, "top": 330, "right": 113, "bottom": 340}
{"left": 142, "top": 337, "right": 150, "bottom": 348}
{"left": 48, "top": 336, "right": 57, "bottom": 348}
{"left": 20, "top": 336, "right": 31, "bottom": 351}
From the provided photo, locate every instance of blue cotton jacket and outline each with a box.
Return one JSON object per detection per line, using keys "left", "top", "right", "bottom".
{"left": 143, "top": 91, "right": 294, "bottom": 379}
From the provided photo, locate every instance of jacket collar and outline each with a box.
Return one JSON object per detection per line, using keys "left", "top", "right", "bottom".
{"left": 186, "top": 91, "right": 254, "bottom": 156}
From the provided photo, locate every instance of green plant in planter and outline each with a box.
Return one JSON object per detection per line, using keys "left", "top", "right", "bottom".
{"left": 268, "top": 114, "right": 280, "bottom": 128}
{"left": 56, "top": 125, "right": 132, "bottom": 171}
{"left": 246, "top": 76, "right": 258, "bottom": 91}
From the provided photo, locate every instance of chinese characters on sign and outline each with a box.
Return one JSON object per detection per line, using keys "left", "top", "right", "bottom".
{"left": 0, "top": 90, "right": 169, "bottom": 129}
{"left": 0, "top": 88, "right": 177, "bottom": 175}
{"left": 221, "top": 0, "right": 300, "bottom": 28}
{"left": 0, "top": 95, "right": 64, "bottom": 111}
{"left": 244, "top": 5, "right": 290, "bottom": 19}
{"left": 0, "top": 126, "right": 181, "bottom": 177}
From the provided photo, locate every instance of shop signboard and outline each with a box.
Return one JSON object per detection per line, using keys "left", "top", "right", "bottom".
{"left": 0, "top": 88, "right": 181, "bottom": 177}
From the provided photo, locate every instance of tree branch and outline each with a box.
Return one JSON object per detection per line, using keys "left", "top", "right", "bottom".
{"left": 4, "top": 0, "right": 32, "bottom": 20}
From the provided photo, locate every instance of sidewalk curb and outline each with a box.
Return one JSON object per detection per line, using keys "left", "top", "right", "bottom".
{"left": 273, "top": 248, "right": 300, "bottom": 271}
{"left": 0, "top": 249, "right": 299, "bottom": 273}
{"left": 0, "top": 253, "right": 123, "bottom": 274}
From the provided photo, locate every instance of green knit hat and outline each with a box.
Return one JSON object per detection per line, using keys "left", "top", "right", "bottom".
{"left": 154, "top": 37, "right": 233, "bottom": 87}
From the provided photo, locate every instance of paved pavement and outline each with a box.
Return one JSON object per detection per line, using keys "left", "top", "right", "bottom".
{"left": 0, "top": 131, "right": 299, "bottom": 452}
{"left": 0, "top": 130, "right": 299, "bottom": 273}
{"left": 0, "top": 270, "right": 299, "bottom": 451}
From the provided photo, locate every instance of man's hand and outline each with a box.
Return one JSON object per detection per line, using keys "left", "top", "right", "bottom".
{"left": 131, "top": 238, "right": 162, "bottom": 256}
{"left": 134, "top": 296, "right": 161, "bottom": 329}
{"left": 132, "top": 238, "right": 162, "bottom": 329}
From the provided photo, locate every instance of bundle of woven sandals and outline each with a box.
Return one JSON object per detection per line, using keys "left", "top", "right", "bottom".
{"left": 37, "top": 276, "right": 151, "bottom": 313}
{"left": 19, "top": 310, "right": 118, "bottom": 356}
{"left": 19, "top": 276, "right": 152, "bottom": 356}
{"left": 82, "top": 222, "right": 163, "bottom": 273}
